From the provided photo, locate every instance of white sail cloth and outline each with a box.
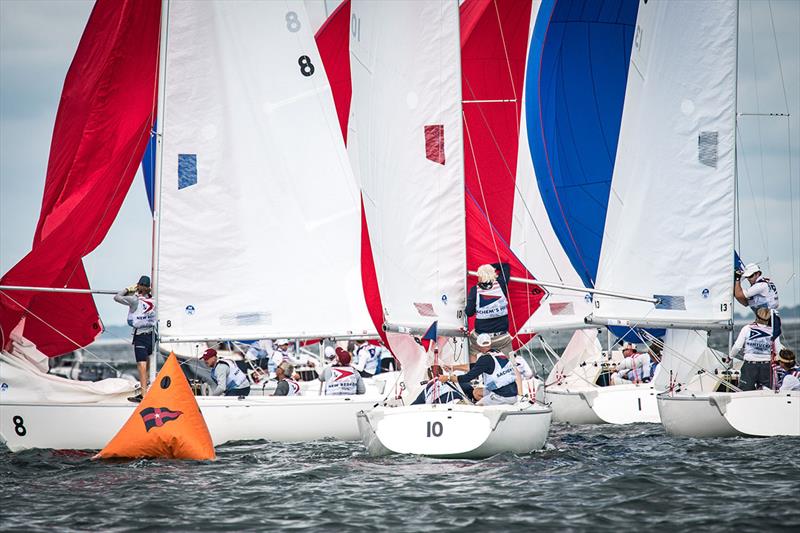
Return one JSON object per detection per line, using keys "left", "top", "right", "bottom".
{"left": 156, "top": 0, "right": 374, "bottom": 341}
{"left": 652, "top": 329, "right": 725, "bottom": 390}
{"left": 348, "top": 0, "right": 466, "bottom": 335}
{"left": 592, "top": 0, "right": 737, "bottom": 328}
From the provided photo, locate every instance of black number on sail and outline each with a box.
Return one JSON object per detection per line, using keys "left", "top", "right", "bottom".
{"left": 720, "top": 303, "right": 728, "bottom": 312}
{"left": 298, "top": 55, "right": 315, "bottom": 77}
{"left": 166, "top": 320, "right": 172, "bottom": 328}
{"left": 12, "top": 415, "right": 26, "bottom": 437}
{"left": 426, "top": 421, "right": 443, "bottom": 437}
{"left": 285, "top": 11, "right": 301, "bottom": 32}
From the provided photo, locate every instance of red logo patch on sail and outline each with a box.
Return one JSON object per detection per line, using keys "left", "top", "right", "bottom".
{"left": 332, "top": 368, "right": 354, "bottom": 381}
{"left": 140, "top": 407, "right": 183, "bottom": 432}
{"left": 424, "top": 124, "right": 445, "bottom": 165}
{"left": 479, "top": 294, "right": 502, "bottom": 307}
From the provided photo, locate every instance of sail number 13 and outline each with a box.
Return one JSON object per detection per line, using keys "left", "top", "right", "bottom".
{"left": 426, "top": 421, "right": 443, "bottom": 437}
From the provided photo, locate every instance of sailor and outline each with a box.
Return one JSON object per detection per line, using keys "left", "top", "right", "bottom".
{"left": 465, "top": 263, "right": 512, "bottom": 356}
{"left": 273, "top": 362, "right": 301, "bottom": 396}
{"left": 114, "top": 275, "right": 156, "bottom": 402}
{"left": 775, "top": 349, "right": 800, "bottom": 392}
{"left": 734, "top": 263, "right": 782, "bottom": 339}
{"left": 439, "top": 333, "right": 519, "bottom": 405}
{"left": 646, "top": 342, "right": 663, "bottom": 382}
{"left": 355, "top": 340, "right": 381, "bottom": 377}
{"left": 318, "top": 348, "right": 365, "bottom": 395}
{"left": 269, "top": 339, "right": 313, "bottom": 376}
{"left": 610, "top": 343, "right": 651, "bottom": 385}
{"left": 200, "top": 348, "right": 251, "bottom": 397}
{"left": 727, "top": 308, "right": 784, "bottom": 391}
{"left": 411, "top": 365, "right": 465, "bottom": 405}
{"left": 245, "top": 339, "right": 274, "bottom": 370}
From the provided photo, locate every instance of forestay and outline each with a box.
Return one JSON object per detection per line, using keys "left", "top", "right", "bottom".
{"left": 592, "top": 0, "right": 737, "bottom": 328}
{"left": 156, "top": 0, "right": 374, "bottom": 341}
{"left": 348, "top": 0, "right": 465, "bottom": 335}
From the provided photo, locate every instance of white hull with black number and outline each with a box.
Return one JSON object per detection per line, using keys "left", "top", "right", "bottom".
{"left": 0, "top": 394, "right": 384, "bottom": 452}
{"left": 657, "top": 390, "right": 800, "bottom": 438}
{"left": 545, "top": 383, "right": 660, "bottom": 425}
{"left": 356, "top": 402, "right": 552, "bottom": 459}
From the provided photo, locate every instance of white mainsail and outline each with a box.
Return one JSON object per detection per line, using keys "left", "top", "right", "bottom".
{"left": 155, "top": 0, "right": 374, "bottom": 342}
{"left": 590, "top": 0, "right": 738, "bottom": 329}
{"left": 347, "top": 0, "right": 465, "bottom": 335}
{"left": 510, "top": 1, "right": 594, "bottom": 334}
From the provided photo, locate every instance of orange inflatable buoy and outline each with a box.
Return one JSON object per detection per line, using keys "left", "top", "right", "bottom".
{"left": 94, "top": 353, "right": 215, "bottom": 460}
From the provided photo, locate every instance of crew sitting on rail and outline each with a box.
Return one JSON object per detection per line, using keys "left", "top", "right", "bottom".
{"left": 412, "top": 365, "right": 466, "bottom": 405}
{"left": 355, "top": 340, "right": 381, "bottom": 378}
{"left": 439, "top": 333, "right": 519, "bottom": 405}
{"left": 201, "top": 348, "right": 251, "bottom": 397}
{"left": 610, "top": 343, "right": 651, "bottom": 385}
{"left": 775, "top": 349, "right": 799, "bottom": 392}
{"left": 727, "top": 307, "right": 784, "bottom": 391}
{"left": 273, "top": 362, "right": 301, "bottom": 396}
{"left": 318, "top": 347, "right": 365, "bottom": 396}
{"left": 465, "top": 263, "right": 512, "bottom": 356}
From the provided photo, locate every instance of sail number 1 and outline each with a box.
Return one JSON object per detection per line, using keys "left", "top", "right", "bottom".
{"left": 426, "top": 421, "right": 443, "bottom": 438}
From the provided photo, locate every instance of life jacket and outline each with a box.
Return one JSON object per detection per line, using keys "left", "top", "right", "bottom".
{"left": 212, "top": 359, "right": 249, "bottom": 391}
{"left": 748, "top": 277, "right": 779, "bottom": 310}
{"left": 422, "top": 380, "right": 462, "bottom": 404}
{"left": 475, "top": 281, "right": 508, "bottom": 320}
{"left": 482, "top": 353, "right": 516, "bottom": 394}
{"left": 127, "top": 296, "right": 156, "bottom": 329}
{"left": 324, "top": 365, "right": 359, "bottom": 395}
{"left": 743, "top": 323, "right": 775, "bottom": 361}
{"left": 776, "top": 365, "right": 800, "bottom": 387}
{"left": 284, "top": 378, "right": 301, "bottom": 396}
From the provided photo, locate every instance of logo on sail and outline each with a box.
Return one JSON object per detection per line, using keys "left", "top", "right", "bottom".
{"left": 140, "top": 407, "right": 183, "bottom": 432}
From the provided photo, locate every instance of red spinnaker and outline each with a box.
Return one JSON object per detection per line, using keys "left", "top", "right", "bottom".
{"left": 461, "top": 0, "right": 543, "bottom": 344}
{"left": 0, "top": 0, "right": 161, "bottom": 355}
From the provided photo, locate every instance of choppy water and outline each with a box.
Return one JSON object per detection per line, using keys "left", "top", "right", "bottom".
{"left": 2, "top": 423, "right": 799, "bottom": 532}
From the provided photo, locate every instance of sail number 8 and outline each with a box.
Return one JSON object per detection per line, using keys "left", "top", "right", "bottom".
{"left": 426, "top": 421, "right": 443, "bottom": 437}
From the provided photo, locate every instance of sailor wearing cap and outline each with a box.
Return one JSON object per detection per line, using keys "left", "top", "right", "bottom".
{"left": 269, "top": 339, "right": 303, "bottom": 376}
{"left": 728, "top": 308, "right": 784, "bottom": 391}
{"left": 775, "top": 349, "right": 800, "bottom": 392}
{"left": 114, "top": 275, "right": 156, "bottom": 402}
{"left": 465, "top": 263, "right": 513, "bottom": 357}
{"left": 318, "top": 348, "right": 365, "bottom": 395}
{"left": 735, "top": 263, "right": 779, "bottom": 312}
{"left": 610, "top": 343, "right": 651, "bottom": 385}
{"left": 439, "top": 333, "right": 519, "bottom": 405}
{"left": 201, "top": 348, "right": 251, "bottom": 397}
{"left": 273, "top": 362, "right": 301, "bottom": 396}
{"left": 355, "top": 340, "right": 381, "bottom": 377}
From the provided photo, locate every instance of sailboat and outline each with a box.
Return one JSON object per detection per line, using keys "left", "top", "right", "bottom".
{"left": 0, "top": 0, "right": 392, "bottom": 452}
{"left": 346, "top": 0, "right": 552, "bottom": 459}
{"left": 543, "top": 0, "right": 742, "bottom": 425}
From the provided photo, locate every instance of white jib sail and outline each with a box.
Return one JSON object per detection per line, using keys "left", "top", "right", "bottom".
{"left": 155, "top": 0, "right": 375, "bottom": 342}
{"left": 592, "top": 0, "right": 737, "bottom": 328}
{"left": 510, "top": 1, "right": 594, "bottom": 334}
{"left": 348, "top": 0, "right": 465, "bottom": 334}
{"left": 653, "top": 329, "right": 724, "bottom": 390}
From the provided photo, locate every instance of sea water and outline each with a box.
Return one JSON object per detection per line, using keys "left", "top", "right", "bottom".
{"left": 3, "top": 322, "right": 799, "bottom": 531}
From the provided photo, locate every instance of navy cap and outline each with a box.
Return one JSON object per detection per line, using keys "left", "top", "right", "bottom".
{"left": 138, "top": 275, "right": 151, "bottom": 287}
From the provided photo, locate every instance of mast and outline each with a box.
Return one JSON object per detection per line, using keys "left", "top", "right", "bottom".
{"left": 150, "top": 0, "right": 170, "bottom": 382}
{"left": 729, "top": 0, "right": 740, "bottom": 353}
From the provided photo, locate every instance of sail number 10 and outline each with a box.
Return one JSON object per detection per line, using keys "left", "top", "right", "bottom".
{"left": 426, "top": 421, "right": 443, "bottom": 438}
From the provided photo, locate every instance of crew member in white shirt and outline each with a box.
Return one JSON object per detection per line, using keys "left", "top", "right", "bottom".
{"left": 775, "top": 349, "right": 799, "bottom": 392}
{"left": 355, "top": 341, "right": 381, "bottom": 377}
{"left": 727, "top": 308, "right": 783, "bottom": 391}
{"left": 611, "top": 343, "right": 651, "bottom": 385}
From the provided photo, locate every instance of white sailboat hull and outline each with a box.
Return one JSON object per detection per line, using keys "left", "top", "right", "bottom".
{"left": 657, "top": 390, "right": 800, "bottom": 438}
{"left": 356, "top": 402, "right": 552, "bottom": 459}
{"left": 545, "top": 384, "right": 660, "bottom": 425}
{"left": 0, "top": 394, "right": 383, "bottom": 452}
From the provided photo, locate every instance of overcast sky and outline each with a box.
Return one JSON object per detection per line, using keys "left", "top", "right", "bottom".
{"left": 1, "top": 0, "right": 798, "bottom": 329}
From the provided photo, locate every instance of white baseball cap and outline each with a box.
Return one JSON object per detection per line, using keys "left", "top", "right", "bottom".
{"left": 324, "top": 346, "right": 336, "bottom": 360}
{"left": 476, "top": 333, "right": 492, "bottom": 347}
{"left": 741, "top": 263, "right": 761, "bottom": 278}
{"left": 277, "top": 339, "right": 289, "bottom": 346}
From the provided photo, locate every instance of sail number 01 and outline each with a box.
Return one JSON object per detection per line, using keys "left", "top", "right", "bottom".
{"left": 426, "top": 421, "right": 443, "bottom": 438}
